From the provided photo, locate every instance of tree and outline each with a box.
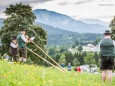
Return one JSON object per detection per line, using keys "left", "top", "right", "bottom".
{"left": 75, "top": 40, "right": 79, "bottom": 46}
{"left": 73, "top": 58, "right": 80, "bottom": 66}
{"left": 54, "top": 53, "right": 60, "bottom": 63}
{"left": 110, "top": 16, "right": 115, "bottom": 40}
{"left": 93, "top": 52, "right": 99, "bottom": 65}
{"left": 84, "top": 53, "right": 96, "bottom": 64}
{"left": 48, "top": 47, "right": 56, "bottom": 56}
{"left": 59, "top": 54, "right": 66, "bottom": 64}
{"left": 78, "top": 45, "right": 83, "bottom": 52}
{"left": 82, "top": 51, "right": 87, "bottom": 57}
{"left": 74, "top": 53, "right": 79, "bottom": 59}
{"left": 93, "top": 37, "right": 101, "bottom": 46}
{"left": 84, "top": 53, "right": 96, "bottom": 72}
{"left": 0, "top": 3, "right": 47, "bottom": 64}
{"left": 72, "top": 44, "right": 76, "bottom": 48}
{"left": 65, "top": 52, "right": 74, "bottom": 65}
{"left": 59, "top": 47, "right": 67, "bottom": 53}
{"left": 77, "top": 52, "right": 84, "bottom": 65}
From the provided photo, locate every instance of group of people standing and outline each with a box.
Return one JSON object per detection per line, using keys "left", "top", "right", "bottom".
{"left": 61, "top": 63, "right": 81, "bottom": 72}
{"left": 10, "top": 28, "right": 33, "bottom": 62}
{"left": 61, "top": 63, "right": 72, "bottom": 71}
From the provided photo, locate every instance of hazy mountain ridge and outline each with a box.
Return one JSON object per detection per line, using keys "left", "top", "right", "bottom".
{"left": 33, "top": 9, "right": 109, "bottom": 33}
{"left": 79, "top": 19, "right": 109, "bottom": 26}
{"left": 37, "top": 22, "right": 78, "bottom": 35}
{"left": 0, "top": 9, "right": 109, "bottom": 33}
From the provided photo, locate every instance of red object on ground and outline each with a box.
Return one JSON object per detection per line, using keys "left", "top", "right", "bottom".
{"left": 77, "top": 67, "right": 81, "bottom": 73}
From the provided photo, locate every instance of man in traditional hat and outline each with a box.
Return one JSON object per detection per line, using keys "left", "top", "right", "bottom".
{"left": 17, "top": 28, "right": 31, "bottom": 62}
{"left": 99, "top": 30, "right": 115, "bottom": 83}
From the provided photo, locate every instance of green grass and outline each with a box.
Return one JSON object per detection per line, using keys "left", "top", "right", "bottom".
{"left": 0, "top": 60, "right": 115, "bottom": 86}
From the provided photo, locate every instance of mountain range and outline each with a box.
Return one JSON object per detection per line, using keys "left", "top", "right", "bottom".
{"left": 33, "top": 9, "right": 109, "bottom": 33}
{"left": 0, "top": 9, "right": 109, "bottom": 34}
{"left": 79, "top": 19, "right": 109, "bottom": 26}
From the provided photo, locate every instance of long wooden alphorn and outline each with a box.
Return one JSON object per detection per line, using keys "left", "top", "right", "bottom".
{"left": 32, "top": 41, "right": 67, "bottom": 73}
{"left": 26, "top": 47, "right": 65, "bottom": 73}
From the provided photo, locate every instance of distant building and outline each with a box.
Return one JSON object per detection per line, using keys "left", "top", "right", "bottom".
{"left": 82, "top": 43, "right": 99, "bottom": 52}
{"left": 87, "top": 43, "right": 95, "bottom": 48}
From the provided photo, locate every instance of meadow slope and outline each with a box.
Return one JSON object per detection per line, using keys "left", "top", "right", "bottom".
{"left": 0, "top": 60, "right": 115, "bottom": 86}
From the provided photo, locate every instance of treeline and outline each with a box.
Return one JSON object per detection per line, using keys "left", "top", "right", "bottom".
{"left": 48, "top": 33, "right": 102, "bottom": 46}
{"left": 47, "top": 46, "right": 100, "bottom": 67}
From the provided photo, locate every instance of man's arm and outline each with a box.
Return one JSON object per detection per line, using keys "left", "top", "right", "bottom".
{"left": 21, "top": 34, "right": 28, "bottom": 43}
{"left": 98, "top": 41, "right": 102, "bottom": 51}
{"left": 113, "top": 40, "right": 115, "bottom": 47}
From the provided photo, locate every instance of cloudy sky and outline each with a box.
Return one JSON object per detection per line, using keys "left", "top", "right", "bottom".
{"left": 0, "top": 0, "right": 115, "bottom": 22}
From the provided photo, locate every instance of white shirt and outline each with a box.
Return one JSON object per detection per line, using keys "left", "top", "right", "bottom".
{"left": 10, "top": 42, "right": 17, "bottom": 48}
{"left": 21, "top": 34, "right": 27, "bottom": 42}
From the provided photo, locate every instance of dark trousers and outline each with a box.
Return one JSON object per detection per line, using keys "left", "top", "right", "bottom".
{"left": 12, "top": 54, "right": 18, "bottom": 62}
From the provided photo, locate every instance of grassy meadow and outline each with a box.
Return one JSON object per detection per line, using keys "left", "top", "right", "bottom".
{"left": 0, "top": 60, "right": 115, "bottom": 86}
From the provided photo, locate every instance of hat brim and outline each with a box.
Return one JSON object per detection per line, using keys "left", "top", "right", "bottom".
{"left": 104, "top": 33, "right": 111, "bottom": 35}
{"left": 20, "top": 29, "right": 27, "bottom": 31}
{"left": 12, "top": 38, "right": 16, "bottom": 40}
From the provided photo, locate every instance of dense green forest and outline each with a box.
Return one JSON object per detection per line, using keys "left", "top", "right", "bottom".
{"left": 48, "top": 33, "right": 102, "bottom": 46}
{"left": 47, "top": 46, "right": 100, "bottom": 67}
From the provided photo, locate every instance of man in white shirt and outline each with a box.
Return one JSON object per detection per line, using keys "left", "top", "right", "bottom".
{"left": 10, "top": 36, "right": 18, "bottom": 62}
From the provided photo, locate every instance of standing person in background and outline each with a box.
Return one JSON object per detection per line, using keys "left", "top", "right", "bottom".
{"left": 67, "top": 63, "right": 72, "bottom": 71}
{"left": 99, "top": 30, "right": 115, "bottom": 83}
{"left": 17, "top": 28, "right": 32, "bottom": 62}
{"left": 61, "top": 63, "right": 65, "bottom": 68}
{"left": 10, "top": 36, "right": 18, "bottom": 62}
{"left": 77, "top": 66, "right": 81, "bottom": 73}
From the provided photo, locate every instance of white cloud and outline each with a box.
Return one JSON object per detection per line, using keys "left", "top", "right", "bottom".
{"left": 0, "top": 0, "right": 115, "bottom": 22}
{"left": 31, "top": 0, "right": 115, "bottom": 22}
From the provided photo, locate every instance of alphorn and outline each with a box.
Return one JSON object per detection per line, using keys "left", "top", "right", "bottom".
{"left": 26, "top": 47, "right": 65, "bottom": 73}
{"left": 32, "top": 41, "right": 67, "bottom": 73}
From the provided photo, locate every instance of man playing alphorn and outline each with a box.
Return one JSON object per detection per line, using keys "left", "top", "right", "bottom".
{"left": 17, "top": 28, "right": 32, "bottom": 62}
